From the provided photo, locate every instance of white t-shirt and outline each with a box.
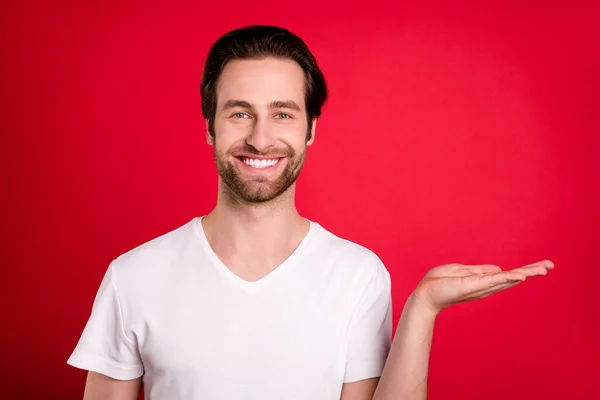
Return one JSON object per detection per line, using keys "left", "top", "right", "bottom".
{"left": 68, "top": 217, "right": 392, "bottom": 399}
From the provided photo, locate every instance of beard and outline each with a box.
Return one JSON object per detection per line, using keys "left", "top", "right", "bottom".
{"left": 214, "top": 142, "right": 306, "bottom": 204}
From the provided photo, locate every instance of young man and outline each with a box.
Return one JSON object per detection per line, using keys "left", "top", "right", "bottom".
{"left": 68, "top": 25, "right": 553, "bottom": 400}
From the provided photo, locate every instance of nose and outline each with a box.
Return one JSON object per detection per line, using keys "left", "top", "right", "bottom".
{"left": 245, "top": 118, "right": 276, "bottom": 152}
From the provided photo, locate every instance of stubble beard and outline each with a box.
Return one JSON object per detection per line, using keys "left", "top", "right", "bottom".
{"left": 214, "top": 144, "right": 306, "bottom": 204}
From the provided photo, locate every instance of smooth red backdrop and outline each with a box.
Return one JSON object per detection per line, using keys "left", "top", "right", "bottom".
{"left": 2, "top": 1, "right": 599, "bottom": 399}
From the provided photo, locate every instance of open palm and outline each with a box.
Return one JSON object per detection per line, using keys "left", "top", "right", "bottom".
{"left": 414, "top": 260, "right": 554, "bottom": 314}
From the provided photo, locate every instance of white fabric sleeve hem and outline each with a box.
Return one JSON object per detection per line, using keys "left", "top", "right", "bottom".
{"left": 343, "top": 360, "right": 386, "bottom": 383}
{"left": 67, "top": 348, "right": 144, "bottom": 381}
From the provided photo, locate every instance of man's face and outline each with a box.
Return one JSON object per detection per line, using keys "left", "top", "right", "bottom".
{"left": 209, "top": 57, "right": 315, "bottom": 203}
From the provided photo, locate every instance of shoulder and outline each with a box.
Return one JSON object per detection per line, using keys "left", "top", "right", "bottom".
{"left": 311, "top": 221, "right": 390, "bottom": 284}
{"left": 109, "top": 217, "right": 199, "bottom": 283}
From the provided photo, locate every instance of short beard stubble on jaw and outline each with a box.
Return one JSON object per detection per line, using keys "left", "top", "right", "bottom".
{"left": 214, "top": 143, "right": 307, "bottom": 204}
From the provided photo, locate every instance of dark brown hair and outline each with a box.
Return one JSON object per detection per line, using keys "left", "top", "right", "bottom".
{"left": 200, "top": 25, "right": 328, "bottom": 140}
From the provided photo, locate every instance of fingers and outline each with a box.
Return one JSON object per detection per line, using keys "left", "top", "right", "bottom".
{"left": 463, "top": 260, "right": 554, "bottom": 300}
{"left": 443, "top": 260, "right": 554, "bottom": 305}
{"left": 464, "top": 260, "right": 554, "bottom": 281}
{"left": 475, "top": 271, "right": 526, "bottom": 286}
{"left": 510, "top": 260, "right": 554, "bottom": 278}
{"left": 522, "top": 259, "right": 555, "bottom": 270}
{"left": 464, "top": 264, "right": 503, "bottom": 275}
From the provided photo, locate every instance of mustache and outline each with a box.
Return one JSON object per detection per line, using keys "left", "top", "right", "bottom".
{"left": 229, "top": 144, "right": 295, "bottom": 158}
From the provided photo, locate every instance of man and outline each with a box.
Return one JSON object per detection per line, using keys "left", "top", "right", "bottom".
{"left": 67, "top": 25, "right": 553, "bottom": 400}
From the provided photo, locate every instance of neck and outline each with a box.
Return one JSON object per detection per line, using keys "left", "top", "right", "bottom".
{"left": 202, "top": 181, "right": 308, "bottom": 256}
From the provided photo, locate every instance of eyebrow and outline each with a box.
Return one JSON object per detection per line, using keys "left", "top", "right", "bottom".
{"left": 269, "top": 100, "right": 301, "bottom": 111}
{"left": 222, "top": 100, "right": 253, "bottom": 111}
{"left": 221, "top": 99, "right": 302, "bottom": 112}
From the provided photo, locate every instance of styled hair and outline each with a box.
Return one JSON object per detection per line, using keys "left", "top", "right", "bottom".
{"left": 200, "top": 25, "right": 328, "bottom": 140}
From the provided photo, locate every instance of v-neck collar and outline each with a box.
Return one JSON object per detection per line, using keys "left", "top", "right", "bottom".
{"left": 192, "top": 216, "right": 316, "bottom": 294}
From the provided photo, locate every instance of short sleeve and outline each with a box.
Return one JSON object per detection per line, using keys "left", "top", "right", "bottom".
{"left": 344, "top": 256, "right": 393, "bottom": 383}
{"left": 67, "top": 263, "right": 144, "bottom": 380}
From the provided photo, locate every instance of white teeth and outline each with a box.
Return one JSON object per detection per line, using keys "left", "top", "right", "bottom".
{"left": 242, "top": 158, "right": 279, "bottom": 168}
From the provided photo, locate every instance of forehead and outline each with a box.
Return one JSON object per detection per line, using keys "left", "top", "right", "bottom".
{"left": 216, "top": 57, "right": 306, "bottom": 109}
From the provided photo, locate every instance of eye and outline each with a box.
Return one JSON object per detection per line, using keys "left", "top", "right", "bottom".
{"left": 232, "top": 112, "right": 250, "bottom": 119}
{"left": 275, "top": 113, "right": 292, "bottom": 119}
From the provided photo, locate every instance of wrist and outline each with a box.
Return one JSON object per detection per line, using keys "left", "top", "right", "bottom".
{"left": 407, "top": 290, "right": 441, "bottom": 320}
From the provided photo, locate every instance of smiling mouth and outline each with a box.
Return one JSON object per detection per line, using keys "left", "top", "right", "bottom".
{"left": 237, "top": 156, "right": 283, "bottom": 169}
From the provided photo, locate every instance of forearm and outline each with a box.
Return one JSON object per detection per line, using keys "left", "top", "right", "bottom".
{"left": 372, "top": 292, "right": 438, "bottom": 400}
{"left": 83, "top": 372, "right": 142, "bottom": 400}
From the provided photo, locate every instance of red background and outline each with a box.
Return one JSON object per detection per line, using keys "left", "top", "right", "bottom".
{"left": 2, "top": 1, "right": 599, "bottom": 399}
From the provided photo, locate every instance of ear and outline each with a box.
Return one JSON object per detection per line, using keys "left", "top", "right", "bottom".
{"left": 206, "top": 120, "right": 214, "bottom": 146}
{"left": 306, "top": 118, "right": 317, "bottom": 146}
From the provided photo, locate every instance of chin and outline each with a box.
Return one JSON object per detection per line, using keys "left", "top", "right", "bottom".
{"left": 237, "top": 185, "right": 284, "bottom": 203}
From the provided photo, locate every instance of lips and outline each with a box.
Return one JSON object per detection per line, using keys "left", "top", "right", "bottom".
{"left": 237, "top": 156, "right": 283, "bottom": 169}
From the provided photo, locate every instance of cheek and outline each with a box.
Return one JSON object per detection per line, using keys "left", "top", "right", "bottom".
{"left": 273, "top": 120, "right": 308, "bottom": 140}
{"left": 215, "top": 120, "right": 253, "bottom": 141}
{"left": 213, "top": 122, "right": 244, "bottom": 146}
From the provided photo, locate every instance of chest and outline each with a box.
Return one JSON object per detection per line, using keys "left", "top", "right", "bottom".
{"left": 137, "top": 283, "right": 351, "bottom": 392}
